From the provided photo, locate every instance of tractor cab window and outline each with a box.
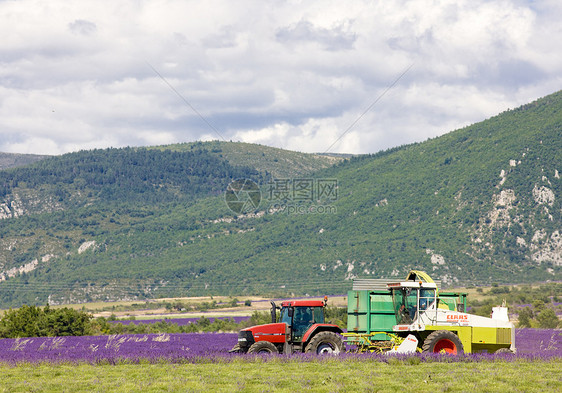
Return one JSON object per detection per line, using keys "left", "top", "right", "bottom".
{"left": 313, "top": 307, "right": 324, "bottom": 324}
{"left": 392, "top": 288, "right": 419, "bottom": 324}
{"left": 292, "top": 306, "right": 315, "bottom": 341}
{"left": 280, "top": 307, "right": 292, "bottom": 325}
{"left": 294, "top": 307, "right": 314, "bottom": 325}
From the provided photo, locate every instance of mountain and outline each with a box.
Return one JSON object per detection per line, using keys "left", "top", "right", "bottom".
{"left": 0, "top": 91, "right": 561, "bottom": 307}
{"left": 0, "top": 143, "right": 342, "bottom": 306}
{"left": 150, "top": 141, "right": 343, "bottom": 178}
{"left": 0, "top": 153, "right": 50, "bottom": 171}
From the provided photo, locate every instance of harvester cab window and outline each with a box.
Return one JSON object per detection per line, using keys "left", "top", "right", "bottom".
{"left": 419, "top": 289, "right": 436, "bottom": 311}
{"left": 392, "top": 288, "right": 419, "bottom": 324}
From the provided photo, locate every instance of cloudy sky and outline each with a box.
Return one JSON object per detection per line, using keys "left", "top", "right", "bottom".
{"left": 1, "top": 0, "right": 561, "bottom": 155}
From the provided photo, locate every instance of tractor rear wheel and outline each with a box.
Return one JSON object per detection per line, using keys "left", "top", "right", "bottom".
{"left": 248, "top": 341, "right": 279, "bottom": 354}
{"left": 422, "top": 330, "right": 463, "bottom": 354}
{"left": 305, "top": 331, "right": 344, "bottom": 355}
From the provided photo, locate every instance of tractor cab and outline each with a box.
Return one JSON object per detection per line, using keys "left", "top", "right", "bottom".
{"left": 279, "top": 300, "right": 326, "bottom": 341}
{"left": 233, "top": 297, "right": 344, "bottom": 354}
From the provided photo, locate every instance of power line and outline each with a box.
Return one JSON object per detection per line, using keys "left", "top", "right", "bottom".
{"left": 323, "top": 63, "right": 414, "bottom": 153}
{"left": 146, "top": 61, "right": 227, "bottom": 142}
{"left": 0, "top": 278, "right": 353, "bottom": 294}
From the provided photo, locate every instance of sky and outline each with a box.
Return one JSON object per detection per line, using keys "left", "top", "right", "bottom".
{"left": 0, "top": 0, "right": 561, "bottom": 155}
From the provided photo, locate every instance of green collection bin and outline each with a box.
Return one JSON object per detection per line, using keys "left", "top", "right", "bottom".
{"left": 347, "top": 290, "right": 396, "bottom": 337}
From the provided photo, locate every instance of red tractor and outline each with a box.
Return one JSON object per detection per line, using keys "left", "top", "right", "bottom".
{"left": 231, "top": 297, "right": 344, "bottom": 354}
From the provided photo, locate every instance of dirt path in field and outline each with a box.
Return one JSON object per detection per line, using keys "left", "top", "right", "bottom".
{"left": 93, "top": 295, "right": 348, "bottom": 320}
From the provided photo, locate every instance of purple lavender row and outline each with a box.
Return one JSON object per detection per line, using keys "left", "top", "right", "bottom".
{"left": 514, "top": 328, "right": 562, "bottom": 353}
{"left": 110, "top": 316, "right": 250, "bottom": 326}
{"left": 0, "top": 333, "right": 238, "bottom": 364}
{"left": 0, "top": 329, "right": 559, "bottom": 364}
{"left": 513, "top": 302, "right": 562, "bottom": 308}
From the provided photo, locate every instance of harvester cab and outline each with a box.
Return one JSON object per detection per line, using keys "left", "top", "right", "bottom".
{"left": 388, "top": 269, "right": 442, "bottom": 327}
{"left": 233, "top": 297, "right": 344, "bottom": 355}
{"left": 389, "top": 280, "right": 437, "bottom": 326}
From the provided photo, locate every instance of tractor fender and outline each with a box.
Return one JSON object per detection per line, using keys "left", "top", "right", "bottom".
{"left": 302, "top": 324, "right": 343, "bottom": 344}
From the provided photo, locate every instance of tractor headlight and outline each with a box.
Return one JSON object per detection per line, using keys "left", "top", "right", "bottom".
{"left": 237, "top": 330, "right": 254, "bottom": 350}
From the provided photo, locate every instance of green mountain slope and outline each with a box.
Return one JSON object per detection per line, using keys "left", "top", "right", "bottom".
{"left": 151, "top": 141, "right": 343, "bottom": 178}
{"left": 0, "top": 147, "right": 263, "bottom": 213}
{"left": 0, "top": 92, "right": 561, "bottom": 307}
{"left": 0, "top": 153, "right": 49, "bottom": 170}
{"left": 0, "top": 143, "right": 341, "bottom": 306}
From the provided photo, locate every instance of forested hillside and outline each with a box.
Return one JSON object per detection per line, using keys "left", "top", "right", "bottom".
{"left": 0, "top": 91, "right": 560, "bottom": 307}
{"left": 0, "top": 147, "right": 261, "bottom": 206}
{"left": 0, "top": 144, "right": 339, "bottom": 306}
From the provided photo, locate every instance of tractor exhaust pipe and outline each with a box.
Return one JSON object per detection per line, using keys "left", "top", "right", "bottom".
{"left": 270, "top": 301, "right": 277, "bottom": 323}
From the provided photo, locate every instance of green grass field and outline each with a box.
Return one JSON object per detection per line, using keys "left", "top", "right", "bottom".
{"left": 0, "top": 358, "right": 560, "bottom": 392}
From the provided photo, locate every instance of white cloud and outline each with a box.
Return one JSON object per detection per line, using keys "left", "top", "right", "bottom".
{"left": 68, "top": 19, "right": 97, "bottom": 36}
{"left": 0, "top": 0, "right": 560, "bottom": 155}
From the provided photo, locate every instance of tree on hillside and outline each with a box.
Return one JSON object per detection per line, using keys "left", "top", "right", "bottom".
{"left": 536, "top": 308, "right": 559, "bottom": 329}
{"left": 517, "top": 307, "right": 534, "bottom": 328}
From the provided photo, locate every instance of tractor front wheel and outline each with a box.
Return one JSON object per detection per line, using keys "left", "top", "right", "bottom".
{"left": 422, "top": 330, "right": 463, "bottom": 354}
{"left": 229, "top": 344, "right": 241, "bottom": 353}
{"left": 248, "top": 341, "right": 279, "bottom": 354}
{"left": 305, "top": 331, "right": 344, "bottom": 355}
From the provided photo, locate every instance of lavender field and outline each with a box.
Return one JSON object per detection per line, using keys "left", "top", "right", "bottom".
{"left": 514, "top": 328, "right": 561, "bottom": 354}
{"left": 0, "top": 329, "right": 560, "bottom": 364}
{"left": 111, "top": 316, "right": 250, "bottom": 326}
{"left": 0, "top": 333, "right": 237, "bottom": 364}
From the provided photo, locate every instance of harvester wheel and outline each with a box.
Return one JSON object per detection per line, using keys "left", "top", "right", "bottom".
{"left": 248, "top": 341, "right": 279, "bottom": 354}
{"left": 422, "top": 330, "right": 463, "bottom": 354}
{"left": 305, "top": 331, "right": 344, "bottom": 355}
